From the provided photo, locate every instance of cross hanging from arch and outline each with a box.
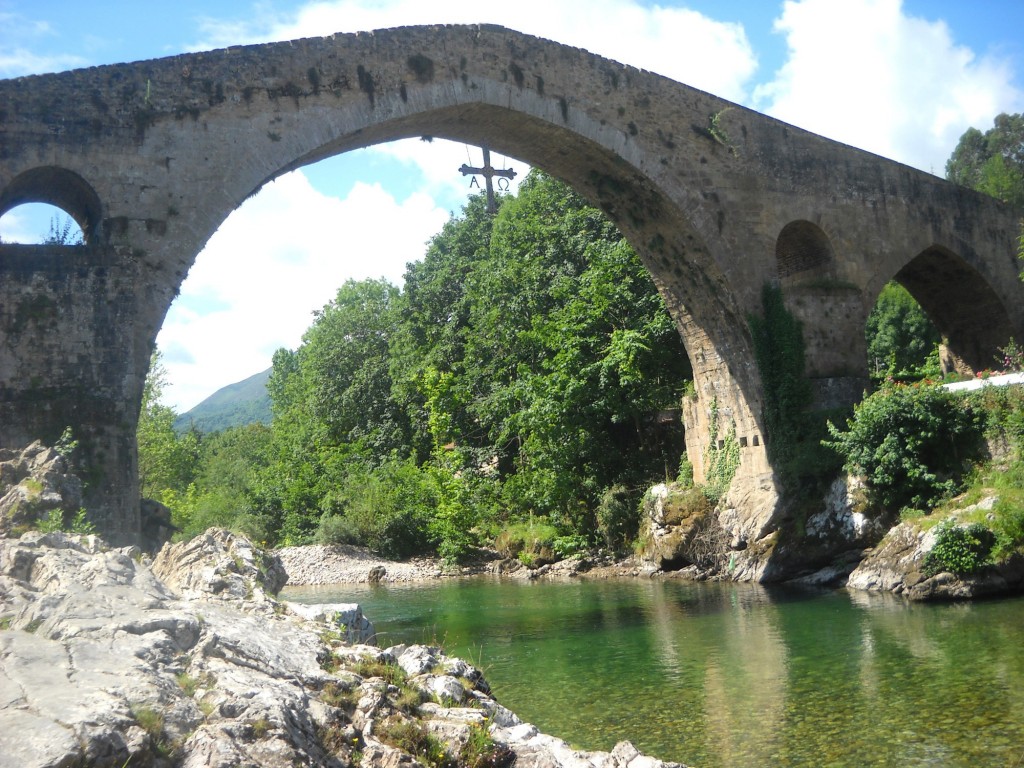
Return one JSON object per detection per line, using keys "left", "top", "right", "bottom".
{"left": 459, "top": 147, "right": 517, "bottom": 214}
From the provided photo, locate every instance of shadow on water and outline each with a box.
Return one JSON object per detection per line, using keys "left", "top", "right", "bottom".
{"left": 285, "top": 578, "right": 1024, "bottom": 768}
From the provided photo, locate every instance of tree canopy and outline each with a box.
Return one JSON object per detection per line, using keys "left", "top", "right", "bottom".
{"left": 946, "top": 112, "right": 1024, "bottom": 207}
{"left": 140, "top": 171, "right": 693, "bottom": 559}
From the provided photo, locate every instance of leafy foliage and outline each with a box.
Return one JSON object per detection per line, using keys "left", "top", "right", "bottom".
{"left": 826, "top": 384, "right": 985, "bottom": 513}
{"left": 748, "top": 284, "right": 841, "bottom": 496}
{"left": 595, "top": 484, "right": 639, "bottom": 552}
{"left": 701, "top": 398, "right": 740, "bottom": 504}
{"left": 924, "top": 521, "right": 994, "bottom": 576}
{"left": 137, "top": 352, "right": 199, "bottom": 500}
{"left": 865, "top": 282, "right": 941, "bottom": 382}
{"left": 148, "top": 173, "right": 692, "bottom": 558}
{"left": 946, "top": 113, "right": 1024, "bottom": 207}
{"left": 43, "top": 214, "right": 84, "bottom": 246}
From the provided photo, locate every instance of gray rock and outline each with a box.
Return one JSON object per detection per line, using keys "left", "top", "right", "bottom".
{"left": 846, "top": 511, "right": 1024, "bottom": 600}
{"left": 0, "top": 529, "right": 688, "bottom": 768}
{"left": 286, "top": 601, "right": 377, "bottom": 644}
{"left": 0, "top": 441, "right": 83, "bottom": 536}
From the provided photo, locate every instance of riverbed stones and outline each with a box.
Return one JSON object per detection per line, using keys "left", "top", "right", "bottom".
{"left": 0, "top": 529, "right": 689, "bottom": 768}
{"left": 277, "top": 542, "right": 444, "bottom": 585}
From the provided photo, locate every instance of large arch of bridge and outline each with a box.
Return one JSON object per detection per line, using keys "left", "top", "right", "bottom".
{"left": 154, "top": 97, "right": 767, "bottom": 442}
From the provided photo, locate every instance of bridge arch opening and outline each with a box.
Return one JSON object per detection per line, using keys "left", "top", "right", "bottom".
{"left": 152, "top": 99, "right": 771, "bottom": 541}
{"left": 864, "top": 281, "right": 941, "bottom": 382}
{"left": 163, "top": 95, "right": 761, "bottom": 423}
{"left": 0, "top": 167, "right": 100, "bottom": 244}
{"left": 885, "top": 246, "right": 1016, "bottom": 375}
{"left": 151, "top": 138, "right": 698, "bottom": 548}
{"left": 0, "top": 203, "right": 85, "bottom": 245}
{"left": 775, "top": 220, "right": 836, "bottom": 284}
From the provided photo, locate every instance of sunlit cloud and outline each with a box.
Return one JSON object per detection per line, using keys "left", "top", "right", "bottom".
{"left": 753, "top": 0, "right": 1024, "bottom": 174}
{"left": 0, "top": 12, "right": 86, "bottom": 77}
{"left": 157, "top": 170, "right": 448, "bottom": 410}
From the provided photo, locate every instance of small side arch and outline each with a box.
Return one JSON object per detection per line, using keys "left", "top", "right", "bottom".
{"left": 0, "top": 166, "right": 103, "bottom": 243}
{"left": 775, "top": 220, "right": 835, "bottom": 283}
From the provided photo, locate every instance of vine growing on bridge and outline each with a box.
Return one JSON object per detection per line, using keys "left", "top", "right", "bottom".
{"left": 703, "top": 397, "right": 740, "bottom": 504}
{"left": 748, "top": 284, "right": 842, "bottom": 497}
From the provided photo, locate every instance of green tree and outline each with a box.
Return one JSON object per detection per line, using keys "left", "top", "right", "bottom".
{"left": 865, "top": 281, "right": 941, "bottom": 381}
{"left": 170, "top": 423, "right": 274, "bottom": 540}
{"left": 247, "top": 172, "right": 692, "bottom": 554}
{"left": 422, "top": 171, "right": 691, "bottom": 530}
{"left": 137, "top": 351, "right": 199, "bottom": 499}
{"left": 946, "top": 113, "right": 1024, "bottom": 207}
{"left": 302, "top": 279, "right": 409, "bottom": 458}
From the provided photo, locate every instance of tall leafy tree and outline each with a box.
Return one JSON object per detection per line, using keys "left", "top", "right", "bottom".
{"left": 301, "top": 278, "right": 408, "bottom": 458}
{"left": 246, "top": 171, "right": 692, "bottom": 553}
{"left": 137, "top": 351, "right": 199, "bottom": 499}
{"left": 946, "top": 113, "right": 1024, "bottom": 207}
{"left": 865, "top": 282, "right": 941, "bottom": 381}
{"left": 422, "top": 171, "right": 692, "bottom": 528}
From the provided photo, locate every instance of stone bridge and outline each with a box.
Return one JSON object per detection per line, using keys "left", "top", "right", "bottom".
{"left": 1, "top": 24, "right": 1022, "bottom": 546}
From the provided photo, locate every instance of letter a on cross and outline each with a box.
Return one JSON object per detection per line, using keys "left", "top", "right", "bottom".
{"left": 459, "top": 147, "right": 517, "bottom": 213}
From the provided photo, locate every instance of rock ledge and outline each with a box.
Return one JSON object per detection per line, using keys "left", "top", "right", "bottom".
{"left": 0, "top": 529, "right": 688, "bottom": 768}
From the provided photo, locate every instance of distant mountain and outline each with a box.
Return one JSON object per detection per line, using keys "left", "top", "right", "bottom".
{"left": 174, "top": 368, "right": 273, "bottom": 434}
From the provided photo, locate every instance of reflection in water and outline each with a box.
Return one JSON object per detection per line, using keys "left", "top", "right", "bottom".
{"left": 285, "top": 579, "right": 1024, "bottom": 768}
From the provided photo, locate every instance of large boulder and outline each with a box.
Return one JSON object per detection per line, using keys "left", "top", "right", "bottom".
{"left": 0, "top": 529, "right": 689, "bottom": 768}
{"left": 152, "top": 527, "right": 288, "bottom": 601}
{"left": 0, "top": 530, "right": 355, "bottom": 767}
{"left": 0, "top": 441, "right": 82, "bottom": 536}
{"left": 846, "top": 500, "right": 1024, "bottom": 600}
{"left": 637, "top": 483, "right": 725, "bottom": 571}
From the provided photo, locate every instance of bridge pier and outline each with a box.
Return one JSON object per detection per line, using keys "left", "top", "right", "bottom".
{"left": 0, "top": 243, "right": 145, "bottom": 545}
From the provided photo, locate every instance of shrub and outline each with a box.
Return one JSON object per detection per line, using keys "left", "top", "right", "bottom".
{"left": 315, "top": 458, "right": 436, "bottom": 559}
{"left": 552, "top": 533, "right": 590, "bottom": 558}
{"left": 992, "top": 500, "right": 1024, "bottom": 560}
{"left": 997, "top": 338, "right": 1024, "bottom": 372}
{"left": 595, "top": 484, "right": 639, "bottom": 552}
{"left": 494, "top": 518, "right": 558, "bottom": 560}
{"left": 459, "top": 723, "right": 515, "bottom": 768}
{"left": 826, "top": 383, "right": 985, "bottom": 513}
{"left": 375, "top": 717, "right": 452, "bottom": 768}
{"left": 660, "top": 486, "right": 714, "bottom": 527}
{"left": 676, "top": 454, "right": 694, "bottom": 488}
{"left": 924, "top": 521, "right": 995, "bottom": 576}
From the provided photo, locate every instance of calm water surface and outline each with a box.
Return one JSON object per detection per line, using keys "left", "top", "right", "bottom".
{"left": 284, "top": 578, "right": 1024, "bottom": 767}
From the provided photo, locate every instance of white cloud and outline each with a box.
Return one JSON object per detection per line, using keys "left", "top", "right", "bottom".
{"left": 0, "top": 12, "right": 86, "bottom": 77}
{"left": 157, "top": 170, "right": 448, "bottom": 411}
{"left": 0, "top": 207, "right": 35, "bottom": 243}
{"left": 753, "top": 0, "right": 1024, "bottom": 174}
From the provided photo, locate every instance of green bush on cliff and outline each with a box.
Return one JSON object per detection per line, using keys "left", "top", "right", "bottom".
{"left": 825, "top": 383, "right": 985, "bottom": 514}
{"left": 924, "top": 521, "right": 994, "bottom": 576}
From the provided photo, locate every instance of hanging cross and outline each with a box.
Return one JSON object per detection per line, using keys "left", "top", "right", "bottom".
{"left": 459, "top": 147, "right": 517, "bottom": 213}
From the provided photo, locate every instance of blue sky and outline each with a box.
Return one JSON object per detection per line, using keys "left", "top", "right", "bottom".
{"left": 2, "top": 0, "right": 1023, "bottom": 411}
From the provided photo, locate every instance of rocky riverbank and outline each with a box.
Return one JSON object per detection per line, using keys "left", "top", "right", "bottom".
{"left": 277, "top": 543, "right": 449, "bottom": 585}
{"left": 277, "top": 541, "right": 659, "bottom": 587}
{"left": 0, "top": 528, "right": 687, "bottom": 768}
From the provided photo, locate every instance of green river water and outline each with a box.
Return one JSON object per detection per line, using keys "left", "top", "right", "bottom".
{"left": 284, "top": 578, "right": 1024, "bottom": 767}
